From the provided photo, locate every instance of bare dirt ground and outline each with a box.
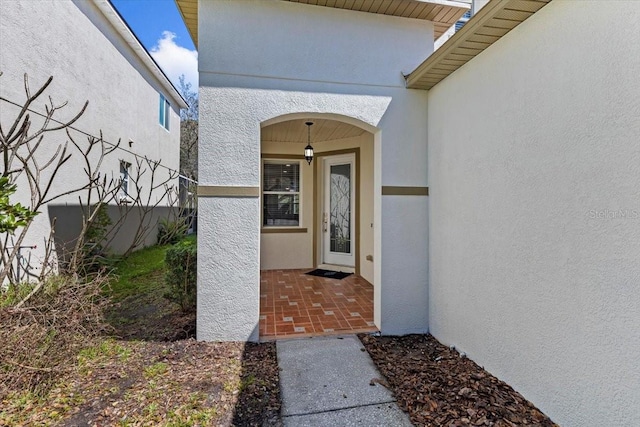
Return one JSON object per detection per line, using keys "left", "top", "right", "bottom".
{"left": 2, "top": 263, "right": 558, "bottom": 427}
{"left": 105, "top": 271, "right": 197, "bottom": 342}
{"left": 1, "top": 280, "right": 281, "bottom": 427}
{"left": 360, "top": 333, "right": 558, "bottom": 427}
{"left": 1, "top": 338, "right": 281, "bottom": 427}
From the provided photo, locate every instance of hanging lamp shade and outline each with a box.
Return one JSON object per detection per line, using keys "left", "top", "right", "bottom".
{"left": 304, "top": 121, "right": 314, "bottom": 165}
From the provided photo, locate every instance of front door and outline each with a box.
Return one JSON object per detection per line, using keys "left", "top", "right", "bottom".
{"left": 323, "top": 154, "right": 356, "bottom": 267}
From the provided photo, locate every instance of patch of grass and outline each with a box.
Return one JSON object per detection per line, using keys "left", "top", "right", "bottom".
{"left": 0, "top": 383, "right": 84, "bottom": 426}
{"left": 0, "top": 283, "right": 32, "bottom": 308}
{"left": 165, "top": 405, "right": 218, "bottom": 427}
{"left": 78, "top": 339, "right": 131, "bottom": 368}
{"left": 223, "top": 379, "right": 240, "bottom": 394}
{"left": 240, "top": 374, "right": 256, "bottom": 392}
{"left": 109, "top": 234, "right": 197, "bottom": 301}
{"left": 144, "top": 362, "right": 169, "bottom": 379}
{"left": 0, "top": 275, "right": 67, "bottom": 308}
{"left": 110, "top": 245, "right": 168, "bottom": 300}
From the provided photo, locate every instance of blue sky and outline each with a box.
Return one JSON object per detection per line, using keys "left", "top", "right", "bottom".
{"left": 111, "top": 0, "right": 198, "bottom": 90}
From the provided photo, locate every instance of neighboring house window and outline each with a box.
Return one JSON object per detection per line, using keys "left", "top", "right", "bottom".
{"left": 159, "top": 93, "right": 170, "bottom": 130}
{"left": 455, "top": 10, "right": 472, "bottom": 32}
{"left": 120, "top": 160, "right": 131, "bottom": 198}
{"left": 263, "top": 161, "right": 301, "bottom": 227}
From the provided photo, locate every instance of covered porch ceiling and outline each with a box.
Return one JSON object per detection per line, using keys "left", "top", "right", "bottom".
{"left": 175, "top": 0, "right": 471, "bottom": 48}
{"left": 262, "top": 119, "right": 366, "bottom": 144}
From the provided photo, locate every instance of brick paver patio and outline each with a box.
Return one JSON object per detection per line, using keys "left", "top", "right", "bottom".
{"left": 260, "top": 269, "right": 377, "bottom": 340}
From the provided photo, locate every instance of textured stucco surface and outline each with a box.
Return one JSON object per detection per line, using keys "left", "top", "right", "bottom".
{"left": 197, "top": 197, "right": 261, "bottom": 342}
{"left": 197, "top": 0, "right": 431, "bottom": 340}
{"left": 0, "top": 0, "right": 181, "bottom": 262}
{"left": 427, "top": 2, "right": 640, "bottom": 426}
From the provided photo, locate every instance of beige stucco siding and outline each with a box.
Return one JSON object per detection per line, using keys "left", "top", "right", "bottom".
{"left": 427, "top": 1, "right": 640, "bottom": 426}
{"left": 260, "top": 134, "right": 375, "bottom": 284}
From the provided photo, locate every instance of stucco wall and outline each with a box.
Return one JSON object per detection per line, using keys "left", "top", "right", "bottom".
{"left": 0, "top": 0, "right": 182, "bottom": 264}
{"left": 260, "top": 134, "right": 375, "bottom": 284}
{"left": 427, "top": 2, "right": 640, "bottom": 426}
{"left": 260, "top": 144, "right": 315, "bottom": 271}
{"left": 198, "top": 0, "right": 431, "bottom": 341}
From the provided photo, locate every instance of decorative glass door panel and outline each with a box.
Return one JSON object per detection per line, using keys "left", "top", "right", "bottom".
{"left": 323, "top": 154, "right": 355, "bottom": 267}
{"left": 330, "top": 164, "right": 351, "bottom": 254}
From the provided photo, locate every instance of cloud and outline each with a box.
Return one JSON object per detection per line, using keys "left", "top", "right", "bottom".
{"left": 150, "top": 31, "right": 198, "bottom": 92}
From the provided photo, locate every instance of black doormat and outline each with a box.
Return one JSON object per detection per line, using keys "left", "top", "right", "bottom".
{"left": 306, "top": 269, "right": 352, "bottom": 280}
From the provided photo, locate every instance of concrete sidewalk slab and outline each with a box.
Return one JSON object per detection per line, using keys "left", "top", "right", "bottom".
{"left": 282, "top": 403, "right": 411, "bottom": 427}
{"left": 277, "top": 335, "right": 413, "bottom": 426}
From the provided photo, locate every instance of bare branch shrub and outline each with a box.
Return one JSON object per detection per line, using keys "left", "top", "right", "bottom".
{"left": 0, "top": 72, "right": 181, "bottom": 397}
{"left": 1, "top": 73, "right": 180, "bottom": 290}
{"left": 0, "top": 73, "right": 89, "bottom": 286}
{"left": 0, "top": 273, "right": 111, "bottom": 397}
{"left": 104, "top": 156, "right": 178, "bottom": 258}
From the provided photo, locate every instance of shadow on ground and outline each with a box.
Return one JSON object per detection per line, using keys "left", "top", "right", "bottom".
{"left": 105, "top": 270, "right": 196, "bottom": 342}
{"left": 105, "top": 281, "right": 283, "bottom": 426}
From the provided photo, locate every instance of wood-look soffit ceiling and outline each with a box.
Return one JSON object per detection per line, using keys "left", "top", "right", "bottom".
{"left": 262, "top": 119, "right": 366, "bottom": 143}
{"left": 175, "top": 0, "right": 471, "bottom": 48}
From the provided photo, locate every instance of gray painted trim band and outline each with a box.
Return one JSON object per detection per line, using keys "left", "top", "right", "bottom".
{"left": 198, "top": 186, "right": 260, "bottom": 197}
{"left": 382, "top": 186, "right": 429, "bottom": 196}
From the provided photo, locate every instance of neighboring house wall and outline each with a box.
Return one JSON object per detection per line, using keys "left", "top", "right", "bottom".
{"left": 0, "top": 0, "right": 184, "bottom": 269}
{"left": 428, "top": 2, "right": 640, "bottom": 426}
{"left": 198, "top": 0, "right": 431, "bottom": 341}
{"left": 261, "top": 134, "right": 375, "bottom": 285}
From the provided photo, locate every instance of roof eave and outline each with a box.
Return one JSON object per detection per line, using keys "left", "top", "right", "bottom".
{"left": 175, "top": 0, "right": 470, "bottom": 46}
{"left": 175, "top": 0, "right": 198, "bottom": 48}
{"left": 406, "top": 0, "right": 552, "bottom": 90}
{"left": 97, "top": 0, "right": 188, "bottom": 109}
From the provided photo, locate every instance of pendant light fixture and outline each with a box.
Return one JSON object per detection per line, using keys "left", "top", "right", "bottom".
{"left": 304, "top": 121, "right": 314, "bottom": 165}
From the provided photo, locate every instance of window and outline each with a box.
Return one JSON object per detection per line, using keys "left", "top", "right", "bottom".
{"left": 120, "top": 160, "right": 131, "bottom": 198}
{"left": 455, "top": 10, "right": 472, "bottom": 32}
{"left": 159, "top": 93, "right": 170, "bottom": 130}
{"left": 263, "top": 161, "right": 301, "bottom": 227}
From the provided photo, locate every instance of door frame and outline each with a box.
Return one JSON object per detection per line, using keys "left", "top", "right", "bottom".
{"left": 322, "top": 153, "right": 356, "bottom": 267}
{"left": 313, "top": 148, "right": 360, "bottom": 275}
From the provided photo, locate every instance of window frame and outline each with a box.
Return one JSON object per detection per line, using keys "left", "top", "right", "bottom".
{"left": 159, "top": 93, "right": 170, "bottom": 131}
{"left": 119, "top": 160, "right": 131, "bottom": 200}
{"left": 261, "top": 159, "right": 303, "bottom": 229}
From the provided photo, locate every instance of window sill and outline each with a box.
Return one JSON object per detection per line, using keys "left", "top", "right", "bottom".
{"left": 261, "top": 227, "right": 307, "bottom": 234}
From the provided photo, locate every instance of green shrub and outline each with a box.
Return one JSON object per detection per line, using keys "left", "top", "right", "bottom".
{"left": 79, "top": 202, "right": 112, "bottom": 273}
{"left": 0, "top": 176, "right": 38, "bottom": 234}
{"left": 157, "top": 217, "right": 188, "bottom": 246}
{"left": 164, "top": 239, "right": 196, "bottom": 312}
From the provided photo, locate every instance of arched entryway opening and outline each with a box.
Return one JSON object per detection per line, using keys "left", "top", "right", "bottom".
{"left": 258, "top": 114, "right": 380, "bottom": 340}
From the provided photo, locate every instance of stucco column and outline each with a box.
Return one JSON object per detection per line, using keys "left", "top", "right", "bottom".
{"left": 196, "top": 88, "right": 261, "bottom": 342}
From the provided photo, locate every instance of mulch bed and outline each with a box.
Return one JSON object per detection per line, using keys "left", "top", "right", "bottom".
{"left": 359, "top": 334, "right": 557, "bottom": 427}
{"left": 233, "top": 342, "right": 282, "bottom": 426}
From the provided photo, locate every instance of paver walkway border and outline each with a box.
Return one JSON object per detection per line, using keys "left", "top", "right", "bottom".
{"left": 276, "top": 334, "right": 413, "bottom": 426}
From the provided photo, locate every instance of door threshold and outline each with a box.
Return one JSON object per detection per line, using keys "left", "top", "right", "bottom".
{"left": 318, "top": 264, "right": 355, "bottom": 274}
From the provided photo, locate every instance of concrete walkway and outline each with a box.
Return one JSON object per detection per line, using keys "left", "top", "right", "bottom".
{"left": 277, "top": 335, "right": 413, "bottom": 426}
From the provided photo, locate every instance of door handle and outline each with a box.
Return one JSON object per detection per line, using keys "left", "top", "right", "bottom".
{"left": 323, "top": 212, "right": 328, "bottom": 232}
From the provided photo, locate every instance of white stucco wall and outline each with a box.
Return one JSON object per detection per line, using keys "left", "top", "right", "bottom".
{"left": 428, "top": 2, "right": 640, "bottom": 426}
{"left": 0, "top": 0, "right": 183, "bottom": 265}
{"left": 198, "top": 0, "right": 431, "bottom": 341}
